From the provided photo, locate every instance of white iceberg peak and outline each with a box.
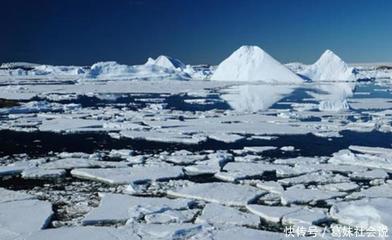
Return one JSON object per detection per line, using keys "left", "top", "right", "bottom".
{"left": 210, "top": 45, "right": 303, "bottom": 83}
{"left": 145, "top": 55, "right": 186, "bottom": 70}
{"left": 301, "top": 49, "right": 356, "bottom": 81}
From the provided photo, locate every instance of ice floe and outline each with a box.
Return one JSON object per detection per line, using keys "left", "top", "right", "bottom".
{"left": 82, "top": 193, "right": 192, "bottom": 225}
{"left": 71, "top": 165, "right": 184, "bottom": 185}
{"left": 167, "top": 182, "right": 265, "bottom": 206}
{"left": 195, "top": 203, "right": 260, "bottom": 227}
{"left": 330, "top": 198, "right": 392, "bottom": 230}
{"left": 0, "top": 199, "right": 53, "bottom": 238}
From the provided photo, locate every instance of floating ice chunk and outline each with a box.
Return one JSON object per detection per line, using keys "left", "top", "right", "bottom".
{"left": 22, "top": 226, "right": 139, "bottom": 240}
{"left": 347, "top": 183, "right": 392, "bottom": 199}
{"left": 108, "top": 149, "right": 134, "bottom": 159}
{"left": 349, "top": 145, "right": 392, "bottom": 155}
{"left": 243, "top": 146, "right": 277, "bottom": 153}
{"left": 282, "top": 207, "right": 328, "bottom": 228}
{"left": 246, "top": 204, "right": 301, "bottom": 223}
{"left": 167, "top": 182, "right": 265, "bottom": 206}
{"left": 349, "top": 169, "right": 388, "bottom": 181}
{"left": 163, "top": 154, "right": 206, "bottom": 165}
{"left": 103, "top": 121, "right": 148, "bottom": 131}
{"left": 330, "top": 198, "right": 392, "bottom": 230}
{"left": 280, "top": 146, "right": 295, "bottom": 151}
{"left": 21, "top": 168, "right": 66, "bottom": 180}
{"left": 72, "top": 165, "right": 184, "bottom": 185}
{"left": 208, "top": 133, "right": 245, "bottom": 143}
{"left": 273, "top": 156, "right": 326, "bottom": 165}
{"left": 82, "top": 193, "right": 191, "bottom": 225}
{"left": 318, "top": 182, "right": 360, "bottom": 192}
{"left": 255, "top": 181, "right": 285, "bottom": 194}
{"left": 329, "top": 149, "right": 392, "bottom": 171}
{"left": 278, "top": 171, "right": 349, "bottom": 186}
{"left": 133, "top": 223, "right": 210, "bottom": 240}
{"left": 319, "top": 99, "right": 350, "bottom": 112}
{"left": 274, "top": 164, "right": 316, "bottom": 178}
{"left": 214, "top": 162, "right": 277, "bottom": 182}
{"left": 195, "top": 203, "right": 260, "bottom": 227}
{"left": 349, "top": 98, "right": 392, "bottom": 110}
{"left": 0, "top": 101, "right": 62, "bottom": 114}
{"left": 0, "top": 188, "right": 36, "bottom": 203}
{"left": 40, "top": 158, "right": 102, "bottom": 170}
{"left": 280, "top": 185, "right": 346, "bottom": 205}
{"left": 183, "top": 162, "right": 221, "bottom": 176}
{"left": 0, "top": 164, "right": 27, "bottom": 177}
{"left": 213, "top": 226, "right": 286, "bottom": 240}
{"left": 183, "top": 151, "right": 232, "bottom": 176}
{"left": 0, "top": 199, "right": 52, "bottom": 237}
{"left": 120, "top": 130, "right": 207, "bottom": 144}
{"left": 39, "top": 118, "right": 103, "bottom": 132}
{"left": 144, "top": 209, "right": 198, "bottom": 224}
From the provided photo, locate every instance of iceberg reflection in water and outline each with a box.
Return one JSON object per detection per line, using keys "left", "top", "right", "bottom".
{"left": 221, "top": 83, "right": 298, "bottom": 112}
{"left": 221, "top": 82, "right": 358, "bottom": 113}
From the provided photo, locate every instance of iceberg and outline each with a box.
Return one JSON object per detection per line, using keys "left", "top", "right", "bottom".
{"left": 211, "top": 46, "right": 303, "bottom": 83}
{"left": 300, "top": 50, "right": 356, "bottom": 81}
{"left": 145, "top": 55, "right": 186, "bottom": 70}
{"left": 86, "top": 61, "right": 190, "bottom": 80}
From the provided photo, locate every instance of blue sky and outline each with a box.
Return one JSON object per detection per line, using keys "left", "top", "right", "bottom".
{"left": 1, "top": 0, "right": 392, "bottom": 65}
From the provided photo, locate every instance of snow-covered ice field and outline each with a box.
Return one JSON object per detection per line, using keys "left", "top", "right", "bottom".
{"left": 0, "top": 47, "right": 391, "bottom": 239}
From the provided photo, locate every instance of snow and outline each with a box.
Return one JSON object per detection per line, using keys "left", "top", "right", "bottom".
{"left": 330, "top": 198, "right": 392, "bottom": 230}
{"left": 40, "top": 158, "right": 103, "bottom": 170}
{"left": 0, "top": 188, "right": 36, "bottom": 203}
{"left": 21, "top": 226, "right": 140, "bottom": 240}
{"left": 246, "top": 205, "right": 301, "bottom": 223}
{"left": 318, "top": 182, "right": 360, "bottom": 192}
{"left": 281, "top": 207, "right": 328, "bottom": 228}
{"left": 300, "top": 50, "right": 356, "bottom": 81}
{"left": 82, "top": 193, "right": 191, "bottom": 225}
{"left": 0, "top": 199, "right": 53, "bottom": 238}
{"left": 214, "top": 162, "right": 278, "bottom": 182}
{"left": 132, "top": 223, "right": 210, "bottom": 239}
{"left": 329, "top": 148, "right": 392, "bottom": 171}
{"left": 1, "top": 53, "right": 392, "bottom": 239}
{"left": 211, "top": 46, "right": 303, "bottom": 83}
{"left": 0, "top": 164, "right": 27, "bottom": 177}
{"left": 280, "top": 185, "right": 346, "bottom": 205}
{"left": 243, "top": 146, "right": 277, "bottom": 153}
{"left": 71, "top": 165, "right": 184, "bottom": 185}
{"left": 145, "top": 55, "right": 186, "bottom": 70}
{"left": 195, "top": 203, "right": 260, "bottom": 227}
{"left": 167, "top": 182, "right": 265, "bottom": 206}
{"left": 21, "top": 168, "right": 66, "bottom": 180}
{"left": 278, "top": 171, "right": 349, "bottom": 186}
{"left": 144, "top": 209, "right": 198, "bottom": 224}
{"left": 183, "top": 151, "right": 232, "bottom": 176}
{"left": 213, "top": 226, "right": 286, "bottom": 240}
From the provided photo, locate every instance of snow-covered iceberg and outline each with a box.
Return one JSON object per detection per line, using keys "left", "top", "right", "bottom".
{"left": 300, "top": 50, "right": 356, "bottom": 81}
{"left": 0, "top": 62, "right": 86, "bottom": 77}
{"left": 145, "top": 55, "right": 186, "bottom": 71}
{"left": 210, "top": 46, "right": 303, "bottom": 83}
{"left": 85, "top": 61, "right": 190, "bottom": 80}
